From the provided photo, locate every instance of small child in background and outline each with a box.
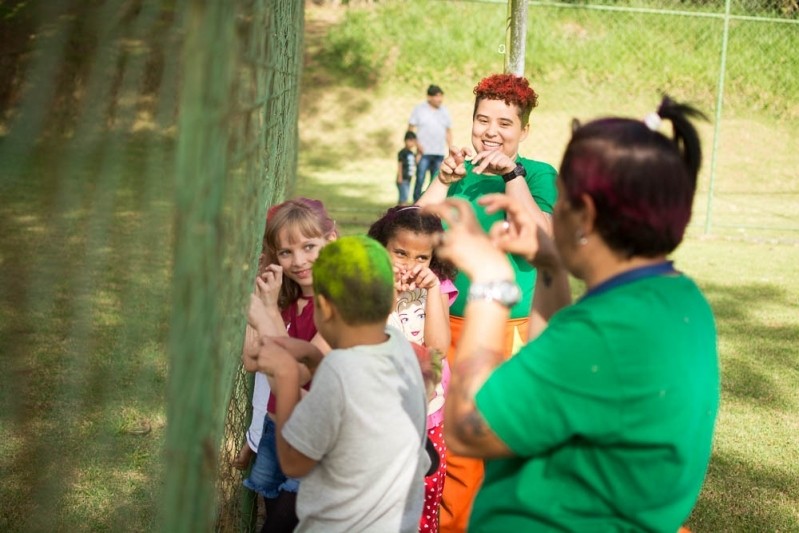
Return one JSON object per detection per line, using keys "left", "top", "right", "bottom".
{"left": 368, "top": 205, "right": 458, "bottom": 532}
{"left": 238, "top": 197, "right": 337, "bottom": 532}
{"left": 245, "top": 235, "right": 429, "bottom": 532}
{"left": 397, "top": 131, "right": 418, "bottom": 205}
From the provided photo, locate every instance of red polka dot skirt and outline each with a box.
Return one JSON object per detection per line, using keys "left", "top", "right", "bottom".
{"left": 419, "top": 423, "right": 447, "bottom": 531}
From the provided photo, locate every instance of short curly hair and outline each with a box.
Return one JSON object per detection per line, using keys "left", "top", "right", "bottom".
{"left": 472, "top": 73, "right": 539, "bottom": 127}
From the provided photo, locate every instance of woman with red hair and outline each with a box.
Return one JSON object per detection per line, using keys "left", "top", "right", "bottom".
{"left": 417, "top": 73, "right": 560, "bottom": 532}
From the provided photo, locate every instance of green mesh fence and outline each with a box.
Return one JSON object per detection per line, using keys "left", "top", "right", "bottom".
{"left": 0, "top": 0, "right": 302, "bottom": 531}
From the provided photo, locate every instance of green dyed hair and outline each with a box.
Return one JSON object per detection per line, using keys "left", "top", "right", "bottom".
{"left": 312, "top": 235, "right": 395, "bottom": 325}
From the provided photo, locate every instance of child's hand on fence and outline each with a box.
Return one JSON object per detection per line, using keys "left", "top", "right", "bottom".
{"left": 232, "top": 443, "right": 254, "bottom": 471}
{"left": 247, "top": 336, "right": 300, "bottom": 379}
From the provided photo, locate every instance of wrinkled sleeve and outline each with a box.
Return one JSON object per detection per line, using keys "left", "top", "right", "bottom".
{"left": 524, "top": 163, "right": 558, "bottom": 214}
{"left": 282, "top": 357, "right": 344, "bottom": 461}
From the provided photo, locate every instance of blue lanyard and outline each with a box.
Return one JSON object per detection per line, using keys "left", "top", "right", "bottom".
{"left": 581, "top": 261, "right": 677, "bottom": 301}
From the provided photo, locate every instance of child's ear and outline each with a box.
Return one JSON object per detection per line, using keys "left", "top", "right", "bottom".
{"left": 316, "top": 294, "right": 335, "bottom": 321}
{"left": 326, "top": 231, "right": 338, "bottom": 243}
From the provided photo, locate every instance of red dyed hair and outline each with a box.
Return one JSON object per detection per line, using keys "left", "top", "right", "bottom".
{"left": 473, "top": 73, "right": 539, "bottom": 127}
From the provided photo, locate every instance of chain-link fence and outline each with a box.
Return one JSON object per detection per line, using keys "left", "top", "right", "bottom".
{"left": 0, "top": 0, "right": 301, "bottom": 531}
{"left": 518, "top": 0, "right": 799, "bottom": 236}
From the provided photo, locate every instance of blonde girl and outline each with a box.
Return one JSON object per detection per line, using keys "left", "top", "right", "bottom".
{"left": 240, "top": 197, "right": 337, "bottom": 533}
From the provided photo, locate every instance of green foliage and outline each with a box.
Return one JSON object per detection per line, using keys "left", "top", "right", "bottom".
{"left": 320, "top": 0, "right": 799, "bottom": 119}
{"left": 322, "top": 1, "right": 507, "bottom": 87}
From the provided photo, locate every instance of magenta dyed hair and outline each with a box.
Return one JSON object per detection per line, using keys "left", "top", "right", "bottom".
{"left": 560, "top": 97, "right": 706, "bottom": 257}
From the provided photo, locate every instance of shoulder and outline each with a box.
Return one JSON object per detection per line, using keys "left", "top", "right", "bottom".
{"left": 518, "top": 156, "right": 557, "bottom": 177}
{"left": 439, "top": 278, "right": 459, "bottom": 306}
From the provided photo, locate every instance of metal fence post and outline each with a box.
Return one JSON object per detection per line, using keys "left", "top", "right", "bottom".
{"left": 506, "top": 0, "right": 528, "bottom": 75}
{"left": 705, "top": 0, "right": 733, "bottom": 234}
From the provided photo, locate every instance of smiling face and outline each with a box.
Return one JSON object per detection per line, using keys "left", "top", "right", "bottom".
{"left": 275, "top": 228, "right": 329, "bottom": 296}
{"left": 385, "top": 229, "right": 434, "bottom": 273}
{"left": 471, "top": 98, "right": 530, "bottom": 159}
{"left": 398, "top": 300, "right": 426, "bottom": 343}
{"left": 395, "top": 288, "right": 426, "bottom": 344}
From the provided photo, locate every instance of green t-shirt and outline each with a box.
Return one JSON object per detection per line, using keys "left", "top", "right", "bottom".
{"left": 472, "top": 273, "right": 720, "bottom": 532}
{"left": 446, "top": 156, "right": 557, "bottom": 319}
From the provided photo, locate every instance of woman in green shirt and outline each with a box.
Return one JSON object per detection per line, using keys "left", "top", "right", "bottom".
{"left": 417, "top": 73, "right": 559, "bottom": 532}
{"left": 426, "top": 97, "right": 719, "bottom": 532}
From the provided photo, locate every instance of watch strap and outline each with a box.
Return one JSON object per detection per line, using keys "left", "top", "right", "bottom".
{"left": 502, "top": 163, "right": 526, "bottom": 183}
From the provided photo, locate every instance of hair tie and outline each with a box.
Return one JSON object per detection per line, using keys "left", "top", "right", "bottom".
{"left": 644, "top": 112, "right": 662, "bottom": 131}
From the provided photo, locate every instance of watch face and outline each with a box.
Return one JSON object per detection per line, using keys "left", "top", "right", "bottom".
{"left": 503, "top": 163, "right": 526, "bottom": 183}
{"left": 469, "top": 280, "right": 521, "bottom": 307}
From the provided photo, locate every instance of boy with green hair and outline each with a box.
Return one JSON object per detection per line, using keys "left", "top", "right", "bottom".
{"left": 245, "top": 235, "right": 429, "bottom": 532}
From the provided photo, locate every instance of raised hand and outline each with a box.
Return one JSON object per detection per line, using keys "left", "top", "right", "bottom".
{"left": 438, "top": 146, "right": 474, "bottom": 185}
{"left": 479, "top": 193, "right": 561, "bottom": 270}
{"left": 271, "top": 336, "right": 325, "bottom": 375}
{"left": 406, "top": 264, "right": 441, "bottom": 291}
{"left": 422, "top": 199, "right": 513, "bottom": 283}
{"left": 470, "top": 149, "right": 516, "bottom": 176}
{"left": 246, "top": 336, "right": 300, "bottom": 378}
{"left": 255, "top": 264, "right": 283, "bottom": 310}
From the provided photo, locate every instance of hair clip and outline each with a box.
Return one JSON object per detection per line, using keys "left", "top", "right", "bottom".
{"left": 644, "top": 112, "right": 662, "bottom": 131}
{"left": 397, "top": 205, "right": 421, "bottom": 212}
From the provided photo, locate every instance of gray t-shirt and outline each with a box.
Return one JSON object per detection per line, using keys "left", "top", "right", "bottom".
{"left": 283, "top": 326, "right": 429, "bottom": 533}
{"left": 409, "top": 102, "right": 451, "bottom": 156}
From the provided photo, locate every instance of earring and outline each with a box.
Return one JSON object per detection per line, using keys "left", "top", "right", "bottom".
{"left": 575, "top": 231, "right": 588, "bottom": 246}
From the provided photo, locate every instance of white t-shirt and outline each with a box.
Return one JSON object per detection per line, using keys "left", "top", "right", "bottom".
{"left": 409, "top": 102, "right": 451, "bottom": 157}
{"left": 283, "top": 326, "right": 429, "bottom": 533}
{"left": 246, "top": 372, "right": 270, "bottom": 451}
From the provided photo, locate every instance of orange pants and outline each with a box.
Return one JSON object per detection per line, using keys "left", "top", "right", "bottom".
{"left": 440, "top": 315, "right": 528, "bottom": 533}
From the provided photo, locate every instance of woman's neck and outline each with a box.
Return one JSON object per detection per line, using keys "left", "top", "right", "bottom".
{"left": 582, "top": 250, "right": 668, "bottom": 290}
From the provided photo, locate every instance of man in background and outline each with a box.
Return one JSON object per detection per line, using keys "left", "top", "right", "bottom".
{"left": 408, "top": 84, "right": 452, "bottom": 202}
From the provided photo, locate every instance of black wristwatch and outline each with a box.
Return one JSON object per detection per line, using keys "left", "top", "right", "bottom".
{"left": 502, "top": 163, "right": 526, "bottom": 183}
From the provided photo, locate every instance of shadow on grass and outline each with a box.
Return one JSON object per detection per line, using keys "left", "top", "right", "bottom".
{"left": 700, "top": 281, "right": 799, "bottom": 410}
{"left": 0, "top": 134, "right": 174, "bottom": 531}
